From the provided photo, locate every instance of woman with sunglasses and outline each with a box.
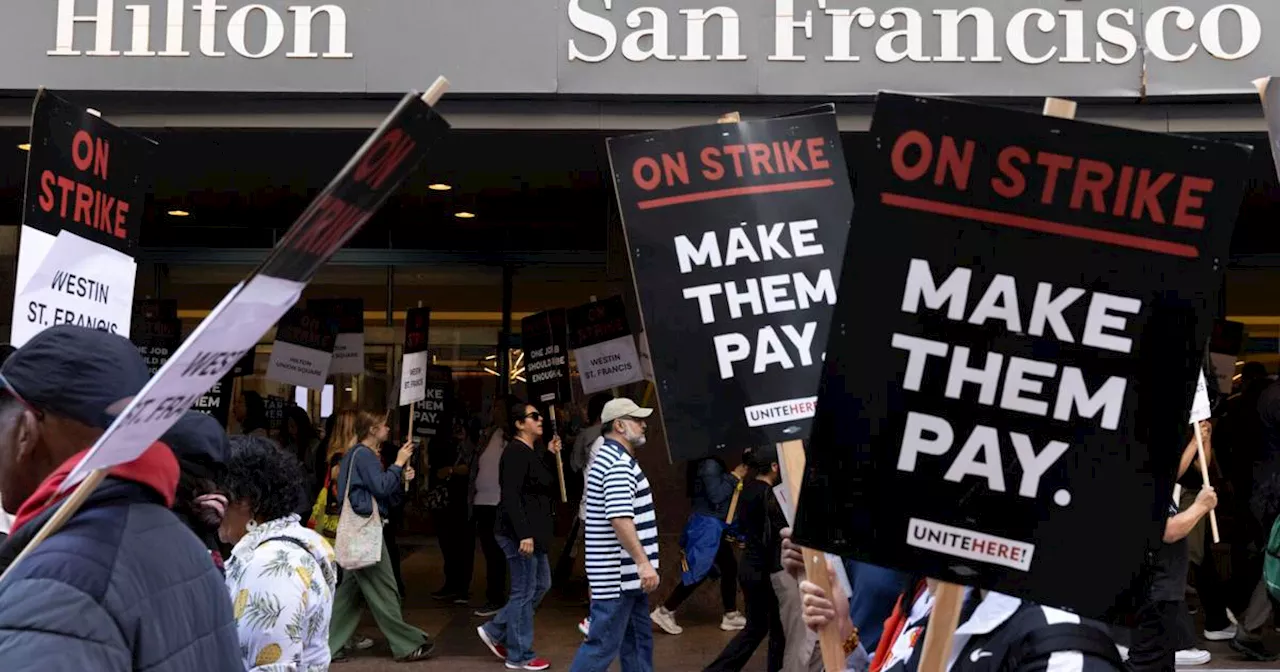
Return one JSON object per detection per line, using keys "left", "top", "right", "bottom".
{"left": 477, "top": 402, "right": 563, "bottom": 671}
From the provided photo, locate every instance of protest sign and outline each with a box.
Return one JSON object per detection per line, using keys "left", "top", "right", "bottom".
{"left": 264, "top": 395, "right": 288, "bottom": 433}
{"left": 1190, "top": 370, "right": 1212, "bottom": 424}
{"left": 230, "top": 348, "right": 257, "bottom": 378}
{"left": 401, "top": 366, "right": 452, "bottom": 439}
{"left": 309, "top": 298, "right": 365, "bottom": 375}
{"left": 522, "top": 308, "right": 571, "bottom": 405}
{"left": 192, "top": 377, "right": 234, "bottom": 427}
{"left": 58, "top": 79, "right": 451, "bottom": 492}
{"left": 399, "top": 306, "right": 431, "bottom": 407}
{"left": 131, "top": 309, "right": 181, "bottom": 377}
{"left": 606, "top": 109, "right": 852, "bottom": 461}
{"left": 10, "top": 90, "right": 153, "bottom": 346}
{"left": 568, "top": 296, "right": 644, "bottom": 395}
{"left": 792, "top": 93, "right": 1247, "bottom": 619}
{"left": 267, "top": 306, "right": 338, "bottom": 389}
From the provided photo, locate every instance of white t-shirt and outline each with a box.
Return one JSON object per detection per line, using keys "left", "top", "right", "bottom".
{"left": 474, "top": 431, "right": 505, "bottom": 506}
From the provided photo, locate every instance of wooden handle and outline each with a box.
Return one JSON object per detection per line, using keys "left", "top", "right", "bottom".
{"left": 421, "top": 76, "right": 450, "bottom": 106}
{"left": 405, "top": 402, "right": 415, "bottom": 492}
{"left": 717, "top": 111, "right": 742, "bottom": 124}
{"left": 1193, "top": 427, "right": 1220, "bottom": 543}
{"left": 725, "top": 485, "right": 742, "bottom": 524}
{"left": 1041, "top": 97, "right": 1077, "bottom": 119}
{"left": 805, "top": 548, "right": 850, "bottom": 671}
{"left": 0, "top": 468, "right": 108, "bottom": 584}
{"left": 551, "top": 404, "right": 567, "bottom": 503}
{"left": 919, "top": 582, "right": 966, "bottom": 672}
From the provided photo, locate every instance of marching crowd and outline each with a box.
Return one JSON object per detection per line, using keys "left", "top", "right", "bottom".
{"left": 0, "top": 325, "right": 1277, "bottom": 671}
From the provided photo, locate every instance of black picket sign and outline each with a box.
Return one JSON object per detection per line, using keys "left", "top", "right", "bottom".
{"left": 401, "top": 366, "right": 452, "bottom": 438}
{"left": 522, "top": 309, "right": 571, "bottom": 405}
{"left": 192, "top": 375, "right": 234, "bottom": 428}
{"left": 135, "top": 299, "right": 178, "bottom": 322}
{"left": 308, "top": 298, "right": 364, "bottom": 334}
{"left": 131, "top": 315, "right": 181, "bottom": 377}
{"left": 607, "top": 110, "right": 853, "bottom": 462}
{"left": 23, "top": 89, "right": 155, "bottom": 256}
{"left": 567, "top": 296, "right": 632, "bottom": 350}
{"left": 257, "top": 92, "right": 450, "bottom": 284}
{"left": 405, "top": 306, "right": 431, "bottom": 354}
{"left": 275, "top": 306, "right": 338, "bottom": 354}
{"left": 793, "top": 94, "right": 1249, "bottom": 620}
{"left": 264, "top": 395, "right": 288, "bottom": 432}
{"left": 230, "top": 349, "right": 257, "bottom": 378}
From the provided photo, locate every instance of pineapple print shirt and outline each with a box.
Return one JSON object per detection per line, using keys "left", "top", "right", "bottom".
{"left": 226, "top": 514, "right": 338, "bottom": 671}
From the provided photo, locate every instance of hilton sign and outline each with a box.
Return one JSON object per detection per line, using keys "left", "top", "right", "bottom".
{"left": 48, "top": 0, "right": 352, "bottom": 59}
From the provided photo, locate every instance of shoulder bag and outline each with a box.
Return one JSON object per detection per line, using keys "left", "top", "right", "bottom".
{"left": 333, "top": 446, "right": 383, "bottom": 570}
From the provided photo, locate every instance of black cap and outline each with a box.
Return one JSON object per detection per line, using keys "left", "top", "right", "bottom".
{"left": 0, "top": 325, "right": 150, "bottom": 429}
{"left": 162, "top": 411, "right": 230, "bottom": 481}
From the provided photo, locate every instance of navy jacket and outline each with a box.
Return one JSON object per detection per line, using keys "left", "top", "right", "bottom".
{"left": 691, "top": 458, "right": 738, "bottom": 519}
{"left": 336, "top": 443, "right": 404, "bottom": 518}
{"left": 0, "top": 479, "right": 241, "bottom": 671}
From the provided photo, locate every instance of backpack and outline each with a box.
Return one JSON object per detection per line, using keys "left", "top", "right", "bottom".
{"left": 1265, "top": 515, "right": 1280, "bottom": 602}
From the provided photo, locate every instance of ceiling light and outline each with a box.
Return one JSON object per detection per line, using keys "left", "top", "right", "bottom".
{"left": 428, "top": 183, "right": 452, "bottom": 191}
{"left": 17, "top": 143, "right": 29, "bottom": 151}
{"left": 167, "top": 209, "right": 190, "bottom": 217}
{"left": 455, "top": 211, "right": 476, "bottom": 219}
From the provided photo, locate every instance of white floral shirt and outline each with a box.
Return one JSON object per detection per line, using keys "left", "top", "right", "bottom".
{"left": 225, "top": 514, "right": 337, "bottom": 671}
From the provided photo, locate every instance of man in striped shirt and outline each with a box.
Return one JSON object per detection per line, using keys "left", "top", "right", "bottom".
{"left": 569, "top": 398, "right": 660, "bottom": 672}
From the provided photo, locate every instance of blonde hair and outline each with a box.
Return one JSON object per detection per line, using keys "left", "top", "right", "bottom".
{"left": 327, "top": 410, "right": 359, "bottom": 460}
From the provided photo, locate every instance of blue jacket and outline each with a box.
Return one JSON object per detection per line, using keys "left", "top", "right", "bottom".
{"left": 337, "top": 443, "right": 404, "bottom": 518}
{"left": 690, "top": 458, "right": 738, "bottom": 519}
{"left": 0, "top": 478, "right": 241, "bottom": 671}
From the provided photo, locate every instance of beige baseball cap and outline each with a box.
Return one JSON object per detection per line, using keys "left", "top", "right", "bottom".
{"left": 600, "top": 398, "right": 654, "bottom": 424}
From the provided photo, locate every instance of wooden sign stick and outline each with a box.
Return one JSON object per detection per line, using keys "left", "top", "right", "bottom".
{"left": 779, "top": 439, "right": 845, "bottom": 672}
{"left": 1193, "top": 422, "right": 1220, "bottom": 543}
{"left": 918, "top": 96, "right": 1079, "bottom": 672}
{"left": 550, "top": 403, "right": 568, "bottom": 503}
{"left": 404, "top": 401, "right": 416, "bottom": 492}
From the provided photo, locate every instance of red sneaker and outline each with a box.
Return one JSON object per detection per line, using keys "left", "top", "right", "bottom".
{"left": 506, "top": 659, "right": 551, "bottom": 671}
{"left": 476, "top": 626, "right": 508, "bottom": 661}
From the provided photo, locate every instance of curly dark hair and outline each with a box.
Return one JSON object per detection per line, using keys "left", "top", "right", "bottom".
{"left": 225, "top": 435, "right": 306, "bottom": 522}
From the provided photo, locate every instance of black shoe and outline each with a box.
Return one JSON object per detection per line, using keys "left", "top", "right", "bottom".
{"left": 453, "top": 593, "right": 472, "bottom": 605}
{"left": 474, "top": 602, "right": 504, "bottom": 617}
{"left": 431, "top": 588, "right": 455, "bottom": 601}
{"left": 397, "top": 640, "right": 437, "bottom": 663}
{"left": 1230, "top": 637, "right": 1279, "bottom": 662}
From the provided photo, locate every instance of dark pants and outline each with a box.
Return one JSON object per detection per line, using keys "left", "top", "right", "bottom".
{"left": 438, "top": 502, "right": 476, "bottom": 595}
{"left": 703, "top": 576, "right": 785, "bottom": 672}
{"left": 570, "top": 590, "right": 654, "bottom": 672}
{"left": 473, "top": 504, "right": 507, "bottom": 606}
{"left": 1129, "top": 600, "right": 1182, "bottom": 672}
{"left": 666, "top": 537, "right": 738, "bottom": 613}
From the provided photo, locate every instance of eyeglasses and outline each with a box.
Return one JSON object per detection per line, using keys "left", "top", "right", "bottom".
{"left": 522, "top": 412, "right": 543, "bottom": 422}
{"left": 0, "top": 372, "right": 42, "bottom": 420}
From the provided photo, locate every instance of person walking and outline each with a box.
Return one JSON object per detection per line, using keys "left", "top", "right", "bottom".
{"left": 328, "top": 410, "right": 436, "bottom": 663}
{"left": 470, "top": 401, "right": 512, "bottom": 617}
{"left": 220, "top": 435, "right": 338, "bottom": 670}
{"left": 476, "top": 402, "right": 563, "bottom": 671}
{"left": 431, "top": 418, "right": 478, "bottom": 604}
{"left": 704, "top": 445, "right": 788, "bottom": 671}
{"left": 569, "top": 398, "right": 660, "bottom": 672}
{"left": 0, "top": 325, "right": 242, "bottom": 669}
{"left": 651, "top": 456, "right": 747, "bottom": 635}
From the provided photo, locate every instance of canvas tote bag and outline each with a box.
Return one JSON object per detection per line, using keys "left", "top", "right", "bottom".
{"left": 334, "top": 446, "right": 383, "bottom": 570}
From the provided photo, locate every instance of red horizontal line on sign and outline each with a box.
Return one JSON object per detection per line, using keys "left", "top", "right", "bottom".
{"left": 880, "top": 192, "right": 1200, "bottom": 259}
{"left": 636, "top": 178, "right": 836, "bottom": 210}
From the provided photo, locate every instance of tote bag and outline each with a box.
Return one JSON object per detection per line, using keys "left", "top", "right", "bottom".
{"left": 334, "top": 446, "right": 383, "bottom": 570}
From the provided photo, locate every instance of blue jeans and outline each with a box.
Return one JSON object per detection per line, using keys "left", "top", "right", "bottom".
{"left": 569, "top": 590, "right": 653, "bottom": 672}
{"left": 482, "top": 536, "right": 551, "bottom": 664}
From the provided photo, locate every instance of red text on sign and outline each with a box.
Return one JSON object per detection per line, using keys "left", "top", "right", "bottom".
{"left": 355, "top": 127, "right": 416, "bottom": 191}
{"left": 630, "top": 137, "right": 831, "bottom": 191}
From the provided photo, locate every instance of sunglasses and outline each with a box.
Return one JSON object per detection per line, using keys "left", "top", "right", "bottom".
{"left": 0, "top": 372, "right": 42, "bottom": 420}
{"left": 522, "top": 412, "right": 543, "bottom": 422}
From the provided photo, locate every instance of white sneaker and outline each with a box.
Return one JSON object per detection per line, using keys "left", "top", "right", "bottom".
{"left": 1116, "top": 645, "right": 1129, "bottom": 662}
{"left": 1203, "top": 624, "right": 1237, "bottom": 641}
{"left": 348, "top": 635, "right": 375, "bottom": 651}
{"left": 1176, "top": 648, "right": 1211, "bottom": 666}
{"left": 720, "top": 611, "right": 747, "bottom": 631}
{"left": 650, "top": 607, "right": 683, "bottom": 635}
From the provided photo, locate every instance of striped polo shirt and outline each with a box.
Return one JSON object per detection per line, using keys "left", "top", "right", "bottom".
{"left": 583, "top": 438, "right": 659, "bottom": 599}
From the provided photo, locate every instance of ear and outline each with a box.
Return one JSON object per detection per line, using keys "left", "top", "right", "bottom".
{"left": 13, "top": 408, "right": 39, "bottom": 464}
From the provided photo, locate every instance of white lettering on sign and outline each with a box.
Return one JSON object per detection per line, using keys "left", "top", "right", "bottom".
{"left": 566, "top": 1, "right": 1261, "bottom": 65}
{"left": 48, "top": 0, "right": 353, "bottom": 59}
{"left": 891, "top": 258, "right": 1142, "bottom": 509}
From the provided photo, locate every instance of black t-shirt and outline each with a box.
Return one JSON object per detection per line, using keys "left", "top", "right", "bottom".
{"left": 739, "top": 479, "right": 786, "bottom": 581}
{"left": 1147, "top": 502, "right": 1188, "bottom": 602}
